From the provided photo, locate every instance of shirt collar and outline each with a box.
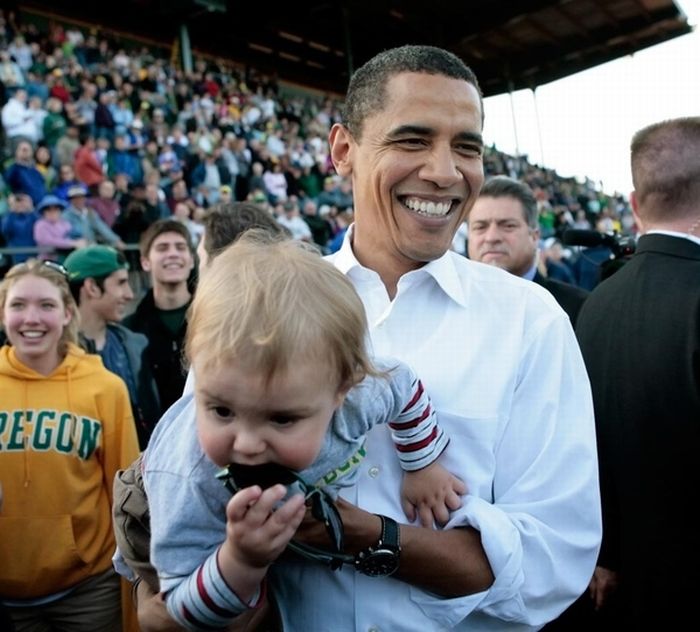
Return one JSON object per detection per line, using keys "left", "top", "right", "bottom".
{"left": 645, "top": 229, "right": 700, "bottom": 248}
{"left": 333, "top": 224, "right": 468, "bottom": 308}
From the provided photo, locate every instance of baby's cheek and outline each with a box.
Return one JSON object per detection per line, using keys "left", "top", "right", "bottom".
{"left": 197, "top": 423, "right": 228, "bottom": 467}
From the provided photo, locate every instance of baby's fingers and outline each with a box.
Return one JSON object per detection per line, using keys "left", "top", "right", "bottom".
{"left": 401, "top": 497, "right": 416, "bottom": 523}
{"left": 445, "top": 487, "right": 463, "bottom": 511}
{"left": 417, "top": 503, "right": 437, "bottom": 529}
{"left": 227, "top": 486, "right": 263, "bottom": 523}
{"left": 273, "top": 492, "right": 306, "bottom": 530}
{"left": 449, "top": 475, "right": 468, "bottom": 496}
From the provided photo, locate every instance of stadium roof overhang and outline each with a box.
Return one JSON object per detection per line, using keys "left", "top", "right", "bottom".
{"left": 20, "top": 0, "right": 693, "bottom": 97}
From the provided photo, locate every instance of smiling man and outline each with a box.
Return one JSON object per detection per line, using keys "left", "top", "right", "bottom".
{"left": 64, "top": 245, "right": 161, "bottom": 449}
{"left": 123, "top": 220, "right": 195, "bottom": 413}
{"left": 293, "top": 45, "right": 600, "bottom": 630}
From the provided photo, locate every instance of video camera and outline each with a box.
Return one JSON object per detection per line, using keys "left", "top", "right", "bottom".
{"left": 561, "top": 229, "right": 637, "bottom": 283}
{"left": 561, "top": 229, "right": 636, "bottom": 259}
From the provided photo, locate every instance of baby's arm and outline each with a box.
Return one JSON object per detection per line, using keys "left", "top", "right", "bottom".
{"left": 164, "top": 485, "right": 305, "bottom": 631}
{"left": 388, "top": 374, "right": 466, "bottom": 527}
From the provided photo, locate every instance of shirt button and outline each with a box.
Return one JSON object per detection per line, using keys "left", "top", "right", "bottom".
{"left": 368, "top": 466, "right": 380, "bottom": 478}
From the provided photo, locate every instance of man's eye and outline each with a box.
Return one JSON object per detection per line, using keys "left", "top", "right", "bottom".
{"left": 397, "top": 137, "right": 425, "bottom": 147}
{"left": 457, "top": 144, "right": 483, "bottom": 157}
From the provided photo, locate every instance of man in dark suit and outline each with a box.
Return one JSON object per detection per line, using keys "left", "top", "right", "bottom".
{"left": 575, "top": 117, "right": 700, "bottom": 628}
{"left": 468, "top": 175, "right": 589, "bottom": 326}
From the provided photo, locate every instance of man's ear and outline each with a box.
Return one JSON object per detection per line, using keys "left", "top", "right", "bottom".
{"left": 84, "top": 277, "right": 101, "bottom": 298}
{"left": 630, "top": 191, "right": 644, "bottom": 233}
{"left": 329, "top": 123, "right": 353, "bottom": 178}
{"left": 140, "top": 255, "right": 151, "bottom": 272}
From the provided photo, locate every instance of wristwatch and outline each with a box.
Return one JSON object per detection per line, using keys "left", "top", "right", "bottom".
{"left": 354, "top": 515, "right": 401, "bottom": 576}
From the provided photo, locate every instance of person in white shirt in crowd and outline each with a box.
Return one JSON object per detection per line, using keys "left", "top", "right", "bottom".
{"left": 1, "top": 88, "right": 35, "bottom": 152}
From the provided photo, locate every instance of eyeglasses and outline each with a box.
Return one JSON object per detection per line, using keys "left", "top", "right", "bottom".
{"left": 41, "top": 260, "right": 69, "bottom": 278}
{"left": 216, "top": 463, "right": 353, "bottom": 570}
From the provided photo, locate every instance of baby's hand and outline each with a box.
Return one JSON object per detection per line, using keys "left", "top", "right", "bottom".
{"left": 401, "top": 463, "right": 467, "bottom": 527}
{"left": 224, "top": 484, "right": 306, "bottom": 569}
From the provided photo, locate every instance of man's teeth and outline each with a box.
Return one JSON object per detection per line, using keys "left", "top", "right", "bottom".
{"left": 404, "top": 198, "right": 452, "bottom": 216}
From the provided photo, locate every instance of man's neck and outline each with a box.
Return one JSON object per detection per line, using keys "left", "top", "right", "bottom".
{"left": 79, "top": 309, "right": 107, "bottom": 350}
{"left": 350, "top": 231, "right": 419, "bottom": 300}
{"left": 153, "top": 282, "right": 191, "bottom": 310}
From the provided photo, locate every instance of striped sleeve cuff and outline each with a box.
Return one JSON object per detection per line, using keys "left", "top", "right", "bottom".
{"left": 389, "top": 378, "right": 450, "bottom": 471}
{"left": 165, "top": 549, "right": 264, "bottom": 631}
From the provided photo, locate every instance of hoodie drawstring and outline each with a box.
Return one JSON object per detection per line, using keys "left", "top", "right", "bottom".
{"left": 23, "top": 380, "right": 30, "bottom": 487}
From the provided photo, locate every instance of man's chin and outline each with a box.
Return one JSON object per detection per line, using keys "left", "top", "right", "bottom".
{"left": 481, "top": 254, "right": 509, "bottom": 268}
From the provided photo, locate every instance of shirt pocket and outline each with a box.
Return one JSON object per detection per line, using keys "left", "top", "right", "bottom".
{"left": 434, "top": 410, "right": 502, "bottom": 502}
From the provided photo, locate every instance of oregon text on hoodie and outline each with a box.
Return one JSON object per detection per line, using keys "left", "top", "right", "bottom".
{"left": 0, "top": 343, "right": 139, "bottom": 599}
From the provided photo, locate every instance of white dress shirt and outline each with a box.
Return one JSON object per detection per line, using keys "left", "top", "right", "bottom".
{"left": 270, "top": 228, "right": 601, "bottom": 631}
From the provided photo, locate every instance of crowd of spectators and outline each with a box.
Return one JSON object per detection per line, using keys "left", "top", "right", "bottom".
{"left": 0, "top": 8, "right": 633, "bottom": 290}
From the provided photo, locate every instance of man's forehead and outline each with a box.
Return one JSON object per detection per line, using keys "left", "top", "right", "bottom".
{"left": 470, "top": 196, "right": 526, "bottom": 221}
{"left": 108, "top": 268, "right": 130, "bottom": 281}
{"left": 150, "top": 232, "right": 190, "bottom": 249}
{"left": 386, "top": 72, "right": 483, "bottom": 117}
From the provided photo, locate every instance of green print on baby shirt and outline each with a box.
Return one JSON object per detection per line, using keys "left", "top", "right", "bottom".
{"left": 0, "top": 409, "right": 102, "bottom": 459}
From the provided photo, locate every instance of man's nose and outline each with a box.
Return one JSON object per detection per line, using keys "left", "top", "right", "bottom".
{"left": 419, "top": 144, "right": 462, "bottom": 188}
{"left": 483, "top": 223, "right": 502, "bottom": 241}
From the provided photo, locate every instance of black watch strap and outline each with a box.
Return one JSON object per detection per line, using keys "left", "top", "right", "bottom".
{"left": 354, "top": 514, "right": 401, "bottom": 576}
{"left": 378, "top": 514, "right": 400, "bottom": 550}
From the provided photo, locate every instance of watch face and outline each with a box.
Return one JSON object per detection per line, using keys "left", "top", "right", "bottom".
{"left": 357, "top": 549, "right": 399, "bottom": 577}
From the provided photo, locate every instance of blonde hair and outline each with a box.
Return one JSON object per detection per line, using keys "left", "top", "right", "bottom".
{"left": 0, "top": 259, "right": 80, "bottom": 357}
{"left": 186, "top": 230, "right": 375, "bottom": 389}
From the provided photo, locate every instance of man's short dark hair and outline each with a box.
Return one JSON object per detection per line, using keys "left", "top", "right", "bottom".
{"left": 478, "top": 175, "right": 538, "bottom": 229}
{"left": 343, "top": 45, "right": 482, "bottom": 140}
{"left": 631, "top": 117, "right": 700, "bottom": 219}
{"left": 139, "top": 219, "right": 194, "bottom": 258}
{"left": 201, "top": 202, "right": 289, "bottom": 260}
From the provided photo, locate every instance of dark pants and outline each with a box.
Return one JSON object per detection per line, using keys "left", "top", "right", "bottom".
{"left": 7, "top": 568, "right": 121, "bottom": 632}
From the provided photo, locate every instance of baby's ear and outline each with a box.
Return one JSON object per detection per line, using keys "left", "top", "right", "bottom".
{"left": 334, "top": 380, "right": 353, "bottom": 407}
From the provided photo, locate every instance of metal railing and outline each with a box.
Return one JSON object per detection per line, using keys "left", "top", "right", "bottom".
{"left": 0, "top": 244, "right": 150, "bottom": 299}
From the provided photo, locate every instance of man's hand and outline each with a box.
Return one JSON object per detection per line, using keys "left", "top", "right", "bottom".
{"left": 588, "top": 565, "right": 619, "bottom": 610}
{"left": 401, "top": 462, "right": 467, "bottom": 527}
{"left": 294, "top": 495, "right": 494, "bottom": 597}
{"left": 135, "top": 580, "right": 184, "bottom": 632}
{"left": 294, "top": 496, "right": 383, "bottom": 555}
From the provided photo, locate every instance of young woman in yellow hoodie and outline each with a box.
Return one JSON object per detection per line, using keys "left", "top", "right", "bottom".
{"left": 0, "top": 259, "right": 139, "bottom": 631}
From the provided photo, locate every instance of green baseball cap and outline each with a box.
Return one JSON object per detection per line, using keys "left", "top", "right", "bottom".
{"left": 64, "top": 246, "right": 129, "bottom": 281}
